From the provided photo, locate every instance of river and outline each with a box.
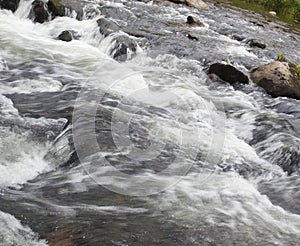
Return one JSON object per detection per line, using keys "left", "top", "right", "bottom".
{"left": 0, "top": 0, "right": 300, "bottom": 245}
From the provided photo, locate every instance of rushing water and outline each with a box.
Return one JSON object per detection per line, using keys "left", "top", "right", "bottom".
{"left": 0, "top": 0, "right": 300, "bottom": 245}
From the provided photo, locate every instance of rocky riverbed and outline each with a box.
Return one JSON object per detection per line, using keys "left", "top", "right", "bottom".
{"left": 0, "top": 0, "right": 300, "bottom": 245}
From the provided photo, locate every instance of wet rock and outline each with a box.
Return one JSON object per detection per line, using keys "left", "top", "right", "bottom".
{"left": 208, "top": 63, "right": 249, "bottom": 84}
{"left": 250, "top": 20, "right": 264, "bottom": 27}
{"left": 186, "top": 15, "right": 203, "bottom": 26}
{"left": 58, "top": 30, "right": 73, "bottom": 42}
{"left": 47, "top": 0, "right": 65, "bottom": 18}
{"left": 62, "top": 0, "right": 84, "bottom": 20}
{"left": 231, "top": 34, "right": 245, "bottom": 41}
{"left": 166, "top": 0, "right": 209, "bottom": 10}
{"left": 186, "top": 33, "right": 198, "bottom": 41}
{"left": 110, "top": 35, "right": 138, "bottom": 62}
{"left": 250, "top": 61, "right": 300, "bottom": 99}
{"left": 44, "top": 0, "right": 84, "bottom": 20}
{"left": 29, "top": 0, "right": 49, "bottom": 24}
{"left": 0, "top": 0, "right": 20, "bottom": 12}
{"left": 100, "top": 6, "right": 135, "bottom": 22}
{"left": 247, "top": 39, "right": 266, "bottom": 49}
{"left": 97, "top": 18, "right": 120, "bottom": 37}
{"left": 96, "top": 18, "right": 137, "bottom": 61}
{"left": 82, "top": 4, "right": 101, "bottom": 20}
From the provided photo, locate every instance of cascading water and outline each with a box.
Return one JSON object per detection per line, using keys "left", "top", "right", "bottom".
{"left": 0, "top": 0, "right": 300, "bottom": 245}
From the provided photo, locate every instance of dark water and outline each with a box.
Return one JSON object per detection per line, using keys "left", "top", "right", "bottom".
{"left": 0, "top": 0, "right": 300, "bottom": 245}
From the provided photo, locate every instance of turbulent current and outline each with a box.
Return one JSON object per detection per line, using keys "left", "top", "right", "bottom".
{"left": 0, "top": 0, "right": 300, "bottom": 245}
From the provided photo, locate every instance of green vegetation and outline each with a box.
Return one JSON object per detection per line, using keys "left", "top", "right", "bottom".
{"left": 252, "top": 0, "right": 300, "bottom": 21}
{"left": 295, "top": 65, "right": 300, "bottom": 76}
{"left": 217, "top": 0, "right": 300, "bottom": 28}
{"left": 277, "top": 53, "right": 284, "bottom": 61}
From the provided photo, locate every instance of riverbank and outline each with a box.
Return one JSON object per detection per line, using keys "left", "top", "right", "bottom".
{"left": 210, "top": 0, "right": 300, "bottom": 29}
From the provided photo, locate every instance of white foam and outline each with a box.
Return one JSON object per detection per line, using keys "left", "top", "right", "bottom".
{"left": 225, "top": 45, "right": 257, "bottom": 58}
{"left": 0, "top": 127, "right": 51, "bottom": 188}
{"left": 15, "top": 0, "right": 34, "bottom": 19}
{"left": 0, "top": 78, "right": 62, "bottom": 94}
{"left": 0, "top": 211, "right": 48, "bottom": 246}
{"left": 145, "top": 172, "right": 300, "bottom": 243}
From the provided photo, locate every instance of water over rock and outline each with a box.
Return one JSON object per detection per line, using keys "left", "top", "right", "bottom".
{"left": 111, "top": 35, "right": 138, "bottom": 61}
{"left": 97, "top": 18, "right": 120, "bottom": 37}
{"left": 208, "top": 63, "right": 249, "bottom": 84}
{"left": 97, "top": 18, "right": 137, "bottom": 61}
{"left": 0, "top": 0, "right": 20, "bottom": 12}
{"left": 250, "top": 61, "right": 300, "bottom": 99}
{"left": 247, "top": 39, "right": 266, "bottom": 49}
{"left": 100, "top": 6, "right": 136, "bottom": 22}
{"left": 186, "top": 15, "right": 203, "bottom": 26}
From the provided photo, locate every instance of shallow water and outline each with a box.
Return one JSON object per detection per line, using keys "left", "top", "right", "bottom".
{"left": 0, "top": 0, "right": 300, "bottom": 245}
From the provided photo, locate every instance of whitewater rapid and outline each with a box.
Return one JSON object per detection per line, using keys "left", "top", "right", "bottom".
{"left": 0, "top": 0, "right": 300, "bottom": 245}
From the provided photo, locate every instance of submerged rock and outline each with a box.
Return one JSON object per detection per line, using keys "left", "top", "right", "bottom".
{"left": 231, "top": 34, "right": 245, "bottom": 41}
{"left": 247, "top": 39, "right": 266, "bottom": 49}
{"left": 0, "top": 0, "right": 20, "bottom": 12}
{"left": 30, "top": 0, "right": 49, "bottom": 23}
{"left": 186, "top": 15, "right": 203, "bottom": 26}
{"left": 250, "top": 61, "right": 300, "bottom": 99}
{"left": 208, "top": 63, "right": 249, "bottom": 84}
{"left": 58, "top": 30, "right": 73, "bottom": 42}
{"left": 186, "top": 33, "right": 198, "bottom": 41}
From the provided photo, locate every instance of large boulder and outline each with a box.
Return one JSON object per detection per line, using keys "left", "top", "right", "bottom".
{"left": 29, "top": 0, "right": 49, "bottom": 23}
{"left": 208, "top": 63, "right": 249, "bottom": 84}
{"left": 250, "top": 61, "right": 300, "bottom": 99}
{"left": 0, "top": 0, "right": 20, "bottom": 12}
{"left": 166, "top": 0, "right": 209, "bottom": 10}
